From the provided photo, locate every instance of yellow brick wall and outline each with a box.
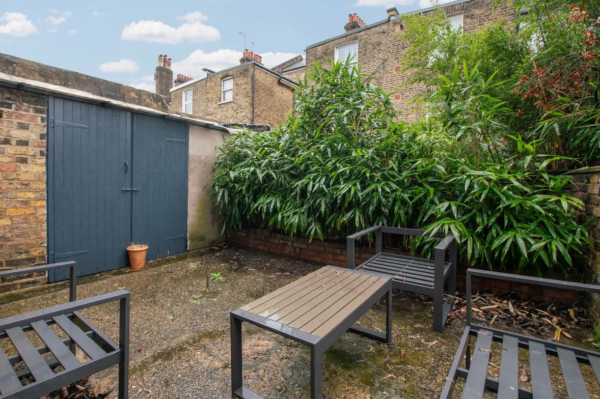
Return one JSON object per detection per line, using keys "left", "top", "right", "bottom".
{"left": 0, "top": 87, "right": 47, "bottom": 292}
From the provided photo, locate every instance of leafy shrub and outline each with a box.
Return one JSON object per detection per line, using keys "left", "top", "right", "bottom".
{"left": 211, "top": 59, "right": 589, "bottom": 275}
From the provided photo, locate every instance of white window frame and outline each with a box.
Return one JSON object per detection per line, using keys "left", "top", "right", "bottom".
{"left": 183, "top": 90, "right": 193, "bottom": 114}
{"left": 448, "top": 13, "right": 464, "bottom": 32}
{"left": 221, "top": 77, "right": 233, "bottom": 103}
{"left": 335, "top": 42, "right": 358, "bottom": 65}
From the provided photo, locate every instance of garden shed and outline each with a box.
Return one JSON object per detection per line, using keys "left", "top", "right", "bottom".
{"left": 0, "top": 55, "right": 232, "bottom": 288}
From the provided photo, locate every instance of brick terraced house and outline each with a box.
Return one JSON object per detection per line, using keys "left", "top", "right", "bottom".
{"left": 305, "top": 0, "right": 518, "bottom": 121}
{"left": 167, "top": 51, "right": 299, "bottom": 129}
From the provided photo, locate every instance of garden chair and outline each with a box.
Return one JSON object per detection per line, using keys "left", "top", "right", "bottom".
{"left": 0, "top": 261, "right": 130, "bottom": 398}
{"left": 441, "top": 268, "right": 600, "bottom": 398}
{"left": 347, "top": 226, "right": 457, "bottom": 332}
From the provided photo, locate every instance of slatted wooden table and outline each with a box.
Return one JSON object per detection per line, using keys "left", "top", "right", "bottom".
{"left": 441, "top": 269, "right": 600, "bottom": 399}
{"left": 231, "top": 265, "right": 392, "bottom": 399}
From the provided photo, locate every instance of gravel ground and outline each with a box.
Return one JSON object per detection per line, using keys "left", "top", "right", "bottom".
{"left": 0, "top": 245, "right": 597, "bottom": 398}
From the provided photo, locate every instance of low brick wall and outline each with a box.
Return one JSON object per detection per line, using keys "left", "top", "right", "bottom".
{"left": 0, "top": 87, "right": 47, "bottom": 292}
{"left": 228, "top": 229, "right": 576, "bottom": 303}
{"left": 568, "top": 166, "right": 600, "bottom": 321}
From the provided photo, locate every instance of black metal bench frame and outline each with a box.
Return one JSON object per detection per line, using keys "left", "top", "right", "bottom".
{"left": 0, "top": 261, "right": 130, "bottom": 399}
{"left": 231, "top": 266, "right": 393, "bottom": 399}
{"left": 440, "top": 268, "right": 600, "bottom": 399}
{"left": 347, "top": 226, "right": 457, "bottom": 332}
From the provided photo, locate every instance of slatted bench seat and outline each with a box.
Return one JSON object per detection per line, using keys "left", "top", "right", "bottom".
{"left": 0, "top": 261, "right": 130, "bottom": 399}
{"left": 440, "top": 269, "right": 600, "bottom": 399}
{"left": 348, "top": 226, "right": 457, "bottom": 332}
{"left": 230, "top": 265, "right": 393, "bottom": 399}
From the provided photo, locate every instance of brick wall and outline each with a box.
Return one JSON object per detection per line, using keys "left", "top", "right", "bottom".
{"left": 282, "top": 67, "right": 306, "bottom": 84}
{"left": 254, "top": 68, "right": 295, "bottom": 128}
{"left": 229, "top": 228, "right": 576, "bottom": 303}
{"left": 566, "top": 167, "right": 600, "bottom": 322}
{"left": 170, "top": 65, "right": 295, "bottom": 128}
{"left": 171, "top": 66, "right": 254, "bottom": 125}
{"left": 305, "top": 0, "right": 517, "bottom": 122}
{"left": 0, "top": 53, "right": 168, "bottom": 112}
{"left": 0, "top": 87, "right": 47, "bottom": 292}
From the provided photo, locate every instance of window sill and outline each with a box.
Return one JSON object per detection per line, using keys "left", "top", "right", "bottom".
{"left": 218, "top": 100, "right": 233, "bottom": 105}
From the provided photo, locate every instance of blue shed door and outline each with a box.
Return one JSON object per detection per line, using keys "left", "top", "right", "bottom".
{"left": 132, "top": 114, "right": 188, "bottom": 259}
{"left": 47, "top": 98, "right": 188, "bottom": 281}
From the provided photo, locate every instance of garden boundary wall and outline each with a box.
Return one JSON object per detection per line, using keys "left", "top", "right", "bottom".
{"left": 229, "top": 228, "right": 576, "bottom": 303}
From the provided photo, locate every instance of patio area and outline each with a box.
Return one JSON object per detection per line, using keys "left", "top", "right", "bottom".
{"left": 0, "top": 246, "right": 468, "bottom": 399}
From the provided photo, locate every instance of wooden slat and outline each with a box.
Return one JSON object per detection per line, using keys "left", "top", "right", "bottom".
{"left": 368, "top": 256, "right": 435, "bottom": 272}
{"left": 30, "top": 320, "right": 81, "bottom": 371}
{"left": 289, "top": 276, "right": 381, "bottom": 333}
{"left": 310, "top": 277, "right": 387, "bottom": 337}
{"left": 365, "top": 260, "right": 435, "bottom": 280}
{"left": 241, "top": 267, "right": 336, "bottom": 312}
{"left": 0, "top": 346, "right": 22, "bottom": 395}
{"left": 266, "top": 272, "right": 364, "bottom": 321}
{"left": 529, "top": 341, "right": 554, "bottom": 399}
{"left": 364, "top": 266, "right": 434, "bottom": 287}
{"left": 589, "top": 355, "right": 600, "bottom": 386}
{"left": 375, "top": 253, "right": 451, "bottom": 272}
{"left": 53, "top": 315, "right": 105, "bottom": 360}
{"left": 462, "top": 330, "right": 493, "bottom": 399}
{"left": 276, "top": 273, "right": 372, "bottom": 325}
{"left": 250, "top": 270, "right": 347, "bottom": 316}
{"left": 498, "top": 335, "right": 519, "bottom": 399}
{"left": 557, "top": 347, "right": 590, "bottom": 399}
{"left": 6, "top": 327, "right": 54, "bottom": 382}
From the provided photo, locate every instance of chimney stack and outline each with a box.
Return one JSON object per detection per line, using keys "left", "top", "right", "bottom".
{"left": 240, "top": 49, "right": 263, "bottom": 65}
{"left": 386, "top": 7, "right": 399, "bottom": 19}
{"left": 155, "top": 53, "right": 173, "bottom": 98}
{"left": 174, "top": 74, "right": 193, "bottom": 87}
{"left": 345, "top": 13, "right": 366, "bottom": 32}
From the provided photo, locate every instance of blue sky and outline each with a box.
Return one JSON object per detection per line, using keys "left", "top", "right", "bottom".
{"left": 0, "top": 0, "right": 445, "bottom": 92}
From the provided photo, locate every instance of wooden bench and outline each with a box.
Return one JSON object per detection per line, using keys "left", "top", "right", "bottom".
{"left": 348, "top": 226, "right": 457, "bottom": 332}
{"left": 230, "top": 265, "right": 392, "bottom": 399}
{"left": 440, "top": 268, "right": 600, "bottom": 399}
{"left": 0, "top": 261, "right": 130, "bottom": 399}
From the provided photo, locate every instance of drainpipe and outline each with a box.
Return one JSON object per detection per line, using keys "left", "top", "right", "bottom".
{"left": 251, "top": 64, "right": 255, "bottom": 124}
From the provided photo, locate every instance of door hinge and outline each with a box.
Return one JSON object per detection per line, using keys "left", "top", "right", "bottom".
{"left": 121, "top": 188, "right": 141, "bottom": 193}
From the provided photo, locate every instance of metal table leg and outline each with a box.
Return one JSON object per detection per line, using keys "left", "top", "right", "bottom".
{"left": 311, "top": 346, "right": 323, "bottom": 399}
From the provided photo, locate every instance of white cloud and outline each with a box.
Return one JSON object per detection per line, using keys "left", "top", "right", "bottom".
{"left": 47, "top": 28, "right": 57, "bottom": 33}
{"left": 93, "top": 11, "right": 105, "bottom": 17}
{"left": 48, "top": 10, "right": 73, "bottom": 17}
{"left": 419, "top": 0, "right": 455, "bottom": 7}
{"left": 67, "top": 29, "right": 78, "bottom": 34}
{"left": 99, "top": 58, "right": 139, "bottom": 73}
{"left": 46, "top": 16, "right": 66, "bottom": 25}
{"left": 130, "top": 75, "right": 155, "bottom": 92}
{"left": 178, "top": 11, "right": 208, "bottom": 23}
{"left": 172, "top": 49, "right": 300, "bottom": 78}
{"left": 356, "top": 0, "right": 415, "bottom": 6}
{"left": 121, "top": 13, "right": 220, "bottom": 44}
{"left": 0, "top": 12, "right": 37, "bottom": 37}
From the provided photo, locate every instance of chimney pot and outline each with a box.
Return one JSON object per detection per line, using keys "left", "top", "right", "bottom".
{"left": 167, "top": 58, "right": 172, "bottom": 69}
{"left": 158, "top": 55, "right": 163, "bottom": 66}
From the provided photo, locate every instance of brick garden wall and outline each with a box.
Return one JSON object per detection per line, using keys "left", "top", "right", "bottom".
{"left": 229, "top": 228, "right": 576, "bottom": 303}
{"left": 305, "top": 0, "right": 517, "bottom": 122}
{"left": 566, "top": 167, "right": 600, "bottom": 321}
{"left": 0, "top": 87, "right": 47, "bottom": 292}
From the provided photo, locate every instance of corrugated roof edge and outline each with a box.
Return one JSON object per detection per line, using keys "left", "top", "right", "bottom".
{"left": 0, "top": 72, "right": 231, "bottom": 133}
{"left": 305, "top": 0, "right": 473, "bottom": 50}
{"left": 171, "top": 60, "right": 299, "bottom": 93}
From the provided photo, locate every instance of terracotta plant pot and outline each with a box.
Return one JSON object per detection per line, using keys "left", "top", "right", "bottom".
{"left": 126, "top": 245, "right": 148, "bottom": 270}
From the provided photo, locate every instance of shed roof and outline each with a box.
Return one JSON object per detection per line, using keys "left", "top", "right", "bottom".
{"left": 0, "top": 71, "right": 231, "bottom": 132}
